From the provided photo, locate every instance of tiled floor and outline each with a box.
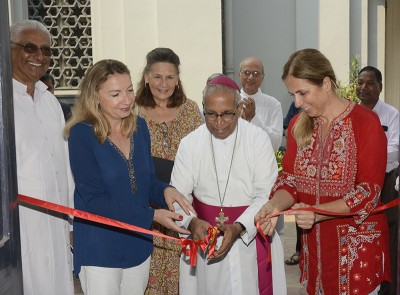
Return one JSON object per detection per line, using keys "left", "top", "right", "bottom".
{"left": 74, "top": 216, "right": 303, "bottom": 294}
{"left": 74, "top": 274, "right": 83, "bottom": 295}
{"left": 284, "top": 215, "right": 305, "bottom": 295}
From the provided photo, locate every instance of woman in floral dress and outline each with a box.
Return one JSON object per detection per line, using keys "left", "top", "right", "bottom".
{"left": 136, "top": 47, "right": 203, "bottom": 295}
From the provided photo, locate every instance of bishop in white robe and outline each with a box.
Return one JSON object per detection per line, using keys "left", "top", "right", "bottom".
{"left": 171, "top": 75, "right": 286, "bottom": 295}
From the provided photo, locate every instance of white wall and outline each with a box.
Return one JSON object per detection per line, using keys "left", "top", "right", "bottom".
{"left": 318, "top": 0, "right": 350, "bottom": 85}
{"left": 230, "top": 0, "right": 353, "bottom": 115}
{"left": 92, "top": 0, "right": 223, "bottom": 105}
{"left": 230, "top": 0, "right": 297, "bottom": 116}
{"left": 229, "top": 0, "right": 387, "bottom": 115}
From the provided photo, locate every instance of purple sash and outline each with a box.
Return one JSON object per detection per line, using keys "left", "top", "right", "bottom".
{"left": 193, "top": 196, "right": 273, "bottom": 295}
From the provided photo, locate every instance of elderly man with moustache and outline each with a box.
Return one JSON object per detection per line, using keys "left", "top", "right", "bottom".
{"left": 10, "top": 20, "right": 74, "bottom": 295}
{"left": 171, "top": 75, "right": 286, "bottom": 295}
{"left": 238, "top": 57, "right": 283, "bottom": 151}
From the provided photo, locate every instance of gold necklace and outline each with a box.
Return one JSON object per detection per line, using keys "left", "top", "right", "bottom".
{"left": 210, "top": 127, "right": 238, "bottom": 226}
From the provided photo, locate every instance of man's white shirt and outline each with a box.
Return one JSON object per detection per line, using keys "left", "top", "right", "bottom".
{"left": 240, "top": 88, "right": 283, "bottom": 151}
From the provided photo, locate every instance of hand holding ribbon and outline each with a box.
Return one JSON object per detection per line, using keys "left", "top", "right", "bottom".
{"left": 18, "top": 194, "right": 208, "bottom": 266}
{"left": 256, "top": 197, "right": 400, "bottom": 238}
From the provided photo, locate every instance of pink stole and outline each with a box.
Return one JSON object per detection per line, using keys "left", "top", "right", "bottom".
{"left": 193, "top": 196, "right": 273, "bottom": 295}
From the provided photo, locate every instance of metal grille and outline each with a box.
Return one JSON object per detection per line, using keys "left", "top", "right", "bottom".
{"left": 28, "top": 0, "right": 92, "bottom": 90}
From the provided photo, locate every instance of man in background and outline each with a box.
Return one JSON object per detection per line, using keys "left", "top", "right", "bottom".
{"left": 238, "top": 57, "right": 283, "bottom": 151}
{"left": 10, "top": 19, "right": 74, "bottom": 295}
{"left": 40, "top": 73, "right": 72, "bottom": 121}
{"left": 357, "top": 66, "right": 399, "bottom": 295}
{"left": 238, "top": 57, "right": 284, "bottom": 242}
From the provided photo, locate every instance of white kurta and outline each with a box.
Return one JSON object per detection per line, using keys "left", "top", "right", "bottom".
{"left": 372, "top": 99, "right": 399, "bottom": 172}
{"left": 13, "top": 79, "right": 74, "bottom": 295}
{"left": 240, "top": 89, "right": 283, "bottom": 151}
{"left": 171, "top": 119, "right": 286, "bottom": 295}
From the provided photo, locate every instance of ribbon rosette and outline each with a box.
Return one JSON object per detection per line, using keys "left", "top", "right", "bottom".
{"left": 203, "top": 226, "right": 218, "bottom": 257}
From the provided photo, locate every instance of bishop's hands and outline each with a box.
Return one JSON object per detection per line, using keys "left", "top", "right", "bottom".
{"left": 254, "top": 202, "right": 281, "bottom": 236}
{"left": 208, "top": 223, "right": 243, "bottom": 260}
{"left": 188, "top": 218, "right": 244, "bottom": 260}
{"left": 238, "top": 97, "right": 256, "bottom": 122}
{"left": 188, "top": 217, "right": 212, "bottom": 241}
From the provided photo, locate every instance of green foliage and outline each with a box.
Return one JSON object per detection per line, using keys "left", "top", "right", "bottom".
{"left": 337, "top": 56, "right": 360, "bottom": 103}
{"left": 275, "top": 149, "right": 284, "bottom": 173}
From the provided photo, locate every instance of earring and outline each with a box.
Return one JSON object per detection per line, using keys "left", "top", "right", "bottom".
{"left": 145, "top": 82, "right": 148, "bottom": 87}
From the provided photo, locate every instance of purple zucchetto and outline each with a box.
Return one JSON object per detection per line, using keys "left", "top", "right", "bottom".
{"left": 207, "top": 75, "right": 240, "bottom": 91}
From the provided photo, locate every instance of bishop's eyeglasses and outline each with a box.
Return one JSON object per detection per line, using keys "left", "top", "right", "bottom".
{"left": 203, "top": 110, "right": 237, "bottom": 122}
{"left": 11, "top": 42, "right": 52, "bottom": 57}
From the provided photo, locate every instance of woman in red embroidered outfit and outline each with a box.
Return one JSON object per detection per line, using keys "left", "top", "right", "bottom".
{"left": 255, "top": 49, "right": 390, "bottom": 295}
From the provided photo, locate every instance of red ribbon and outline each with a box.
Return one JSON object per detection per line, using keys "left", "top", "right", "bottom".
{"left": 180, "top": 238, "right": 207, "bottom": 266}
{"left": 17, "top": 194, "right": 209, "bottom": 266}
{"left": 257, "top": 197, "right": 400, "bottom": 237}
{"left": 203, "top": 227, "right": 218, "bottom": 257}
{"left": 256, "top": 197, "right": 399, "bottom": 267}
{"left": 270, "top": 197, "right": 400, "bottom": 219}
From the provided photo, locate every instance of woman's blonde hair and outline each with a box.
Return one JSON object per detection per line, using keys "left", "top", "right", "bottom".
{"left": 64, "top": 59, "right": 137, "bottom": 143}
{"left": 282, "top": 48, "right": 337, "bottom": 147}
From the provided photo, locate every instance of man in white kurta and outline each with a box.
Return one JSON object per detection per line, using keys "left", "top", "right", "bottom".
{"left": 238, "top": 57, "right": 283, "bottom": 151}
{"left": 171, "top": 75, "right": 285, "bottom": 295}
{"left": 238, "top": 57, "right": 285, "bottom": 246}
{"left": 11, "top": 20, "right": 74, "bottom": 295}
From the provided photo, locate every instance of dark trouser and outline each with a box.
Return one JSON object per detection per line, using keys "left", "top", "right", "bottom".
{"left": 379, "top": 168, "right": 399, "bottom": 295}
{"left": 295, "top": 223, "right": 302, "bottom": 254}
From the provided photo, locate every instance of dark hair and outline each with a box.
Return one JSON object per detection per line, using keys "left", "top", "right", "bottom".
{"left": 136, "top": 47, "right": 186, "bottom": 108}
{"left": 359, "top": 66, "right": 382, "bottom": 83}
{"left": 40, "top": 73, "right": 54, "bottom": 85}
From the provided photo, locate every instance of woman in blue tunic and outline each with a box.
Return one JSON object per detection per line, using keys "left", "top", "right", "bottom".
{"left": 64, "top": 59, "right": 192, "bottom": 295}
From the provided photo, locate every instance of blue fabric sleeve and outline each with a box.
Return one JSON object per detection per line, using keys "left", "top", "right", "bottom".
{"left": 69, "top": 122, "right": 155, "bottom": 229}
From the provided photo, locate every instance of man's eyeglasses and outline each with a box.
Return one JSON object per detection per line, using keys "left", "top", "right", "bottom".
{"left": 203, "top": 111, "right": 237, "bottom": 121}
{"left": 240, "top": 70, "right": 263, "bottom": 78}
{"left": 160, "top": 122, "right": 171, "bottom": 149}
{"left": 11, "top": 42, "right": 52, "bottom": 57}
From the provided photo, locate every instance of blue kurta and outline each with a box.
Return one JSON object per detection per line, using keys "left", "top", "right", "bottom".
{"left": 69, "top": 117, "right": 168, "bottom": 274}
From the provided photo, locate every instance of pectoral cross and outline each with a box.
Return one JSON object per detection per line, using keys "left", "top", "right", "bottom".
{"left": 215, "top": 209, "right": 229, "bottom": 226}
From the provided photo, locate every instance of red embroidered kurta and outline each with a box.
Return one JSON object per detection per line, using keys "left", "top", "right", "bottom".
{"left": 272, "top": 102, "right": 390, "bottom": 295}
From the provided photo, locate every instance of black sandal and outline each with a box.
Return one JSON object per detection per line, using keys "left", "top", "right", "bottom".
{"left": 285, "top": 252, "right": 300, "bottom": 265}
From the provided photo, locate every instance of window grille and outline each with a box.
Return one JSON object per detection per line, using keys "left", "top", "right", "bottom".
{"left": 28, "top": 0, "right": 92, "bottom": 90}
